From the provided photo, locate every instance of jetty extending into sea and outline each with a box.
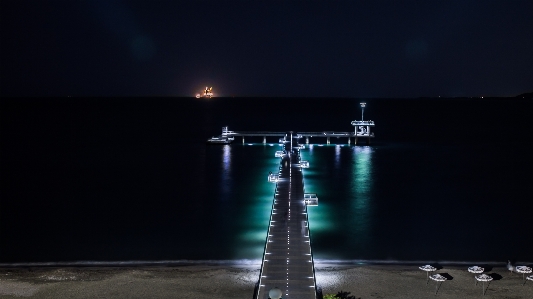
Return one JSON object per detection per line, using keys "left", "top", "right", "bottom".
{"left": 210, "top": 116, "right": 376, "bottom": 298}
{"left": 253, "top": 133, "right": 318, "bottom": 299}
{"left": 207, "top": 120, "right": 375, "bottom": 146}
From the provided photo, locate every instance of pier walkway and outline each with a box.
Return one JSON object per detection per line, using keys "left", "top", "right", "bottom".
{"left": 208, "top": 124, "right": 375, "bottom": 145}
{"left": 256, "top": 135, "right": 317, "bottom": 299}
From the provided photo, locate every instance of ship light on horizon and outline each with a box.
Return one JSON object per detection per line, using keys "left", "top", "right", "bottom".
{"left": 196, "top": 86, "right": 214, "bottom": 98}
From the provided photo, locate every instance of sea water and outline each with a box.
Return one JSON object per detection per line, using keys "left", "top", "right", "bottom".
{"left": 1, "top": 97, "right": 531, "bottom": 264}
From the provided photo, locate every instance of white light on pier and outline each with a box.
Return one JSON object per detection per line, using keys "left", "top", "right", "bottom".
{"left": 360, "top": 102, "right": 366, "bottom": 121}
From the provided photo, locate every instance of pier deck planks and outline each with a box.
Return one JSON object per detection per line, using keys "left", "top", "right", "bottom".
{"left": 257, "top": 139, "right": 316, "bottom": 299}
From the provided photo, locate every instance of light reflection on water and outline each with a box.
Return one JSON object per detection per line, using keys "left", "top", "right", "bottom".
{"left": 300, "top": 145, "right": 375, "bottom": 260}
{"left": 334, "top": 144, "right": 341, "bottom": 169}
{"left": 349, "top": 146, "right": 374, "bottom": 248}
{"left": 300, "top": 147, "right": 335, "bottom": 238}
{"left": 5, "top": 98, "right": 532, "bottom": 264}
{"left": 214, "top": 143, "right": 531, "bottom": 262}
{"left": 221, "top": 145, "right": 231, "bottom": 195}
{"left": 225, "top": 144, "right": 279, "bottom": 260}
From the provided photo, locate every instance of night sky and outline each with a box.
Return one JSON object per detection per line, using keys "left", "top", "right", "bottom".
{"left": 1, "top": 0, "right": 532, "bottom": 97}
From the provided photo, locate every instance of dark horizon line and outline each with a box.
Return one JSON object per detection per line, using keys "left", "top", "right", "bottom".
{"left": 2, "top": 92, "right": 532, "bottom": 100}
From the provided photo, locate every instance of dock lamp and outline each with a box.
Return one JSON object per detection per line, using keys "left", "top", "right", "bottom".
{"left": 360, "top": 102, "right": 366, "bottom": 121}
{"left": 268, "top": 287, "right": 283, "bottom": 299}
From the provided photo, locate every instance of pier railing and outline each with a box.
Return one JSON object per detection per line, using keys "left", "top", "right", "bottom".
{"left": 254, "top": 164, "right": 282, "bottom": 299}
{"left": 301, "top": 170, "right": 319, "bottom": 298}
{"left": 305, "top": 195, "right": 319, "bottom": 297}
{"left": 231, "top": 131, "right": 286, "bottom": 136}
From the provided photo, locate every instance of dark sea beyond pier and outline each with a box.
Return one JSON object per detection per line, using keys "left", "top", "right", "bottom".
{"left": 1, "top": 97, "right": 532, "bottom": 265}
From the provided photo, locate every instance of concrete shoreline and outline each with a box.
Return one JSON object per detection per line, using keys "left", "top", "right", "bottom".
{"left": 1, "top": 263, "right": 531, "bottom": 298}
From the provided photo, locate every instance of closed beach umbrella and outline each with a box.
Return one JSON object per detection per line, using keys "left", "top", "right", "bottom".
{"left": 429, "top": 273, "right": 447, "bottom": 295}
{"left": 475, "top": 274, "right": 493, "bottom": 296}
{"left": 515, "top": 266, "right": 532, "bottom": 285}
{"left": 507, "top": 260, "right": 515, "bottom": 274}
{"left": 419, "top": 265, "right": 437, "bottom": 284}
{"left": 468, "top": 266, "right": 484, "bottom": 285}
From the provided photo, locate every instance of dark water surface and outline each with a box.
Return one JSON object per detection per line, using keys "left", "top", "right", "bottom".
{"left": 1, "top": 98, "right": 532, "bottom": 264}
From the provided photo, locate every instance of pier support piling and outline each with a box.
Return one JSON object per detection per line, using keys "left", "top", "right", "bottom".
{"left": 327, "top": 137, "right": 330, "bottom": 144}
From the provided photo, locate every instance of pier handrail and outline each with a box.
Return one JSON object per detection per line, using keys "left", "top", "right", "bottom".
{"left": 254, "top": 164, "right": 282, "bottom": 299}
{"left": 305, "top": 198, "right": 319, "bottom": 297}
{"left": 301, "top": 165, "right": 319, "bottom": 298}
{"left": 231, "top": 131, "right": 286, "bottom": 135}
{"left": 351, "top": 120, "right": 375, "bottom": 125}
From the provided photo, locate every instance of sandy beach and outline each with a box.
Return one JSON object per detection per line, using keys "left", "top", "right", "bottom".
{"left": 0, "top": 263, "right": 531, "bottom": 298}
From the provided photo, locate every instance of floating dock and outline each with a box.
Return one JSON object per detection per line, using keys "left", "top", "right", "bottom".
{"left": 255, "top": 133, "right": 317, "bottom": 299}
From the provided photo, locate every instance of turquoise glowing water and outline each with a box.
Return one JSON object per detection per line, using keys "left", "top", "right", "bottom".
{"left": 2, "top": 98, "right": 532, "bottom": 264}
{"left": 303, "top": 143, "right": 533, "bottom": 262}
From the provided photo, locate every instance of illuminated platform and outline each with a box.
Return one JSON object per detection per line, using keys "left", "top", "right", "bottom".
{"left": 196, "top": 86, "right": 213, "bottom": 98}
{"left": 303, "top": 193, "right": 318, "bottom": 206}
{"left": 268, "top": 173, "right": 280, "bottom": 182}
{"left": 275, "top": 151, "right": 286, "bottom": 157}
{"left": 206, "top": 126, "right": 235, "bottom": 144}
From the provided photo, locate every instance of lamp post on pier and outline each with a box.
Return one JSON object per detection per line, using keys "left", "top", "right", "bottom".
{"left": 360, "top": 102, "right": 366, "bottom": 121}
{"left": 290, "top": 131, "right": 293, "bottom": 153}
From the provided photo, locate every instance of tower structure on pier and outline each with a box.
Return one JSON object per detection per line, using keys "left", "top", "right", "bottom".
{"left": 350, "top": 102, "right": 375, "bottom": 144}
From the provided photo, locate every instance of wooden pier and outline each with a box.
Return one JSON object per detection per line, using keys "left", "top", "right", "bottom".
{"left": 256, "top": 134, "right": 317, "bottom": 299}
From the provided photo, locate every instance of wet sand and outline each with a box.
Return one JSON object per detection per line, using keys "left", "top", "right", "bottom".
{"left": 0, "top": 264, "right": 531, "bottom": 298}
